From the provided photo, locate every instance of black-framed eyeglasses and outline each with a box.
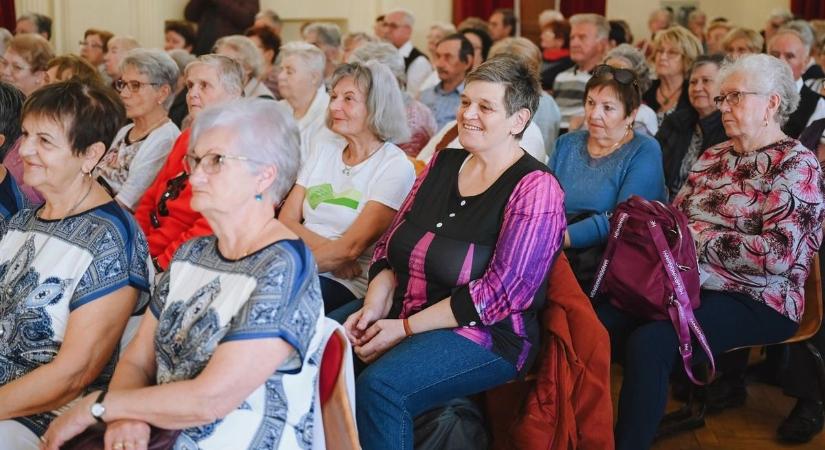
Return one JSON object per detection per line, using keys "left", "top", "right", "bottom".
{"left": 592, "top": 64, "right": 638, "bottom": 86}
{"left": 182, "top": 153, "right": 266, "bottom": 175}
{"left": 114, "top": 78, "right": 160, "bottom": 93}
{"left": 78, "top": 40, "right": 103, "bottom": 49}
{"left": 712, "top": 91, "right": 763, "bottom": 108}
{"left": 150, "top": 172, "right": 188, "bottom": 228}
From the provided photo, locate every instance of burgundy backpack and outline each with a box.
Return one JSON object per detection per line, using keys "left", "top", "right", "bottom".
{"left": 590, "top": 195, "right": 714, "bottom": 384}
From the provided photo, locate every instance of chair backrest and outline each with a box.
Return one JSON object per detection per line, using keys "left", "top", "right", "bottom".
{"left": 788, "top": 253, "right": 823, "bottom": 343}
{"left": 319, "top": 328, "right": 360, "bottom": 450}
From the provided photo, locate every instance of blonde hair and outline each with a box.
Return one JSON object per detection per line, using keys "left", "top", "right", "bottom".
{"left": 721, "top": 27, "right": 764, "bottom": 55}
{"left": 653, "top": 26, "right": 703, "bottom": 76}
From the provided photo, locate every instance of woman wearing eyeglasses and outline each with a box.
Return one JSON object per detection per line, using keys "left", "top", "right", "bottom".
{"left": 642, "top": 26, "right": 702, "bottom": 124}
{"left": 95, "top": 49, "right": 180, "bottom": 212}
{"left": 549, "top": 64, "right": 667, "bottom": 292}
{"left": 279, "top": 61, "right": 415, "bottom": 315}
{"left": 599, "top": 54, "right": 825, "bottom": 450}
{"left": 0, "top": 80, "right": 151, "bottom": 449}
{"left": 42, "top": 98, "right": 326, "bottom": 450}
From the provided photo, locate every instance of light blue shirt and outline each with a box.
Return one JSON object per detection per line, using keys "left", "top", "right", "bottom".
{"left": 420, "top": 81, "right": 464, "bottom": 130}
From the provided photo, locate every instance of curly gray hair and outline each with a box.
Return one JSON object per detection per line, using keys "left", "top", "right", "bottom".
{"left": 717, "top": 53, "right": 799, "bottom": 126}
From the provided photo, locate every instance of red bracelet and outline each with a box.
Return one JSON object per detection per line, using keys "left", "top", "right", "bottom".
{"left": 403, "top": 318, "right": 413, "bottom": 337}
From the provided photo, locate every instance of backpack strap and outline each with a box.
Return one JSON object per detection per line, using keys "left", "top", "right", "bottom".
{"left": 647, "top": 219, "right": 716, "bottom": 385}
{"left": 589, "top": 211, "right": 629, "bottom": 298}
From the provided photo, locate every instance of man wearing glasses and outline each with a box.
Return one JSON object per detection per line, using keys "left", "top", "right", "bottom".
{"left": 383, "top": 8, "right": 432, "bottom": 97}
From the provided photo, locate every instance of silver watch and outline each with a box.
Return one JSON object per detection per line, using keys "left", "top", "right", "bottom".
{"left": 90, "top": 390, "right": 107, "bottom": 423}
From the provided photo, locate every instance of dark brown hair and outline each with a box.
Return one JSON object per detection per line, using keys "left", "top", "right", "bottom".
{"left": 584, "top": 67, "right": 641, "bottom": 118}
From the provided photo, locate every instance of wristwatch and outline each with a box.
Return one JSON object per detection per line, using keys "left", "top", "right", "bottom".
{"left": 90, "top": 390, "right": 107, "bottom": 423}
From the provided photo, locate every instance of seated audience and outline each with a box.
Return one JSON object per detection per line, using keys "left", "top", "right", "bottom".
{"left": 349, "top": 42, "right": 438, "bottom": 158}
{"left": 705, "top": 20, "right": 733, "bottom": 54}
{"left": 277, "top": 42, "right": 331, "bottom": 163}
{"left": 163, "top": 20, "right": 196, "bottom": 53}
{"left": 0, "top": 81, "right": 25, "bottom": 226}
{"left": 96, "top": 49, "right": 181, "bottom": 211}
{"left": 806, "top": 37, "right": 825, "bottom": 96}
{"left": 460, "top": 27, "right": 492, "bottom": 71}
{"left": 245, "top": 25, "right": 281, "bottom": 98}
{"left": 166, "top": 49, "right": 196, "bottom": 128}
{"left": 254, "top": 9, "right": 283, "bottom": 35}
{"left": 41, "top": 99, "right": 324, "bottom": 450}
{"left": 279, "top": 61, "right": 415, "bottom": 313}
{"left": 540, "top": 19, "right": 573, "bottom": 91}
{"left": 336, "top": 55, "right": 564, "bottom": 449}
{"left": 417, "top": 22, "right": 456, "bottom": 93}
{"left": 489, "top": 37, "right": 561, "bottom": 160}
{"left": 15, "top": 12, "right": 51, "bottom": 40}
{"left": 44, "top": 54, "right": 103, "bottom": 85}
{"left": 304, "top": 22, "right": 343, "bottom": 81}
{"left": 642, "top": 26, "right": 702, "bottom": 124}
{"left": 549, "top": 64, "right": 666, "bottom": 290}
{"left": 104, "top": 36, "right": 141, "bottom": 82}
{"left": 636, "top": 8, "right": 672, "bottom": 59}
{"left": 554, "top": 13, "right": 610, "bottom": 131}
{"left": 768, "top": 22, "right": 825, "bottom": 138}
{"left": 420, "top": 33, "right": 474, "bottom": 130}
{"left": 0, "top": 80, "right": 150, "bottom": 448}
{"left": 341, "top": 31, "right": 375, "bottom": 62}
{"left": 383, "top": 9, "right": 432, "bottom": 96}
{"left": 79, "top": 28, "right": 113, "bottom": 72}
{"left": 603, "top": 44, "right": 657, "bottom": 135}
{"left": 722, "top": 27, "right": 764, "bottom": 60}
{"left": 608, "top": 19, "right": 634, "bottom": 48}
{"left": 1, "top": 33, "right": 54, "bottom": 204}
{"left": 600, "top": 53, "right": 825, "bottom": 450}
{"left": 134, "top": 54, "right": 244, "bottom": 271}
{"left": 657, "top": 53, "right": 728, "bottom": 199}
{"left": 214, "top": 34, "right": 274, "bottom": 99}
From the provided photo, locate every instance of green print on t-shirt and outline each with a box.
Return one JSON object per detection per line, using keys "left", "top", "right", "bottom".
{"left": 306, "top": 183, "right": 362, "bottom": 210}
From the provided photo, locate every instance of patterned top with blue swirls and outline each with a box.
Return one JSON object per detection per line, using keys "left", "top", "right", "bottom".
{"left": 0, "top": 201, "right": 152, "bottom": 436}
{"left": 149, "top": 236, "right": 323, "bottom": 450}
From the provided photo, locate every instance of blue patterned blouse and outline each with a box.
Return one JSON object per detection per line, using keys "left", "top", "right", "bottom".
{"left": 149, "top": 236, "right": 324, "bottom": 450}
{"left": 0, "top": 201, "right": 152, "bottom": 436}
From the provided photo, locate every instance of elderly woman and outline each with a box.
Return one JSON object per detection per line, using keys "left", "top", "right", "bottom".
{"left": 550, "top": 64, "right": 667, "bottom": 291}
{"left": 79, "top": 28, "right": 113, "bottom": 68}
{"left": 245, "top": 26, "right": 281, "bottom": 98}
{"left": 657, "top": 53, "right": 728, "bottom": 199}
{"left": 349, "top": 42, "right": 437, "bottom": 158}
{"left": 341, "top": 32, "right": 375, "bottom": 62}
{"left": 42, "top": 98, "right": 324, "bottom": 450}
{"left": 96, "top": 49, "right": 181, "bottom": 212}
{"left": 332, "top": 55, "right": 564, "bottom": 449}
{"left": 0, "top": 80, "right": 151, "bottom": 449}
{"left": 598, "top": 54, "right": 825, "bottom": 450}
{"left": 642, "top": 26, "right": 702, "bottom": 123}
{"left": 722, "top": 27, "right": 764, "bottom": 60}
{"left": 44, "top": 55, "right": 103, "bottom": 85}
{"left": 604, "top": 44, "right": 657, "bottom": 136}
{"left": 279, "top": 61, "right": 415, "bottom": 314}
{"left": 213, "top": 35, "right": 273, "bottom": 99}
{"left": 277, "top": 42, "right": 331, "bottom": 163}
{"left": 133, "top": 54, "right": 244, "bottom": 272}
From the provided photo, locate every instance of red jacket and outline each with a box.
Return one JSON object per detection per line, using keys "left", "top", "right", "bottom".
{"left": 134, "top": 129, "right": 212, "bottom": 269}
{"left": 506, "top": 253, "right": 614, "bottom": 450}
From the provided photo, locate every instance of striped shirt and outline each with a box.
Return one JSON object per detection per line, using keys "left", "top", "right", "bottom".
{"left": 552, "top": 66, "right": 592, "bottom": 129}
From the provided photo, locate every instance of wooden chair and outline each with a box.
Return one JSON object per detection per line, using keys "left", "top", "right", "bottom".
{"left": 319, "top": 328, "right": 360, "bottom": 450}
{"left": 657, "top": 254, "right": 825, "bottom": 438}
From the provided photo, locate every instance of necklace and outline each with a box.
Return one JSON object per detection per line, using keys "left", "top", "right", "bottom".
{"left": 219, "top": 220, "right": 273, "bottom": 260}
{"left": 658, "top": 81, "right": 683, "bottom": 107}
{"left": 342, "top": 142, "right": 385, "bottom": 176}
{"left": 129, "top": 116, "right": 170, "bottom": 143}
{"left": 589, "top": 127, "right": 631, "bottom": 158}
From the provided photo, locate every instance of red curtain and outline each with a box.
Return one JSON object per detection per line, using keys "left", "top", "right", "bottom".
{"left": 453, "top": 0, "right": 513, "bottom": 25}
{"left": 0, "top": 0, "right": 15, "bottom": 31}
{"left": 791, "top": 0, "right": 824, "bottom": 20}
{"left": 560, "top": 0, "right": 606, "bottom": 17}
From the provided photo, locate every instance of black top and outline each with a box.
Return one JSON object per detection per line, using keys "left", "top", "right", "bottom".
{"left": 643, "top": 79, "right": 691, "bottom": 114}
{"left": 784, "top": 84, "right": 822, "bottom": 139}
{"left": 403, "top": 46, "right": 428, "bottom": 71}
{"left": 168, "top": 87, "right": 188, "bottom": 129}
{"left": 541, "top": 56, "right": 575, "bottom": 92}
{"left": 803, "top": 64, "right": 825, "bottom": 81}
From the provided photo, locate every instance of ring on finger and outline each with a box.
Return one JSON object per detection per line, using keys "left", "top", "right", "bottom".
{"left": 113, "top": 444, "right": 124, "bottom": 450}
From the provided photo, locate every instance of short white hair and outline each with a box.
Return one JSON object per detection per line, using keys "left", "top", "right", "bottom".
{"left": 109, "top": 35, "right": 141, "bottom": 50}
{"left": 184, "top": 54, "right": 244, "bottom": 97}
{"left": 214, "top": 35, "right": 263, "bottom": 79}
{"left": 429, "top": 22, "right": 456, "bottom": 35}
{"left": 348, "top": 41, "right": 406, "bottom": 87}
{"left": 570, "top": 14, "right": 609, "bottom": 40}
{"left": 278, "top": 41, "right": 325, "bottom": 84}
{"left": 538, "top": 10, "right": 564, "bottom": 27}
{"left": 120, "top": 48, "right": 180, "bottom": 110}
{"left": 191, "top": 98, "right": 300, "bottom": 204}
{"left": 775, "top": 20, "right": 816, "bottom": 53}
{"left": 386, "top": 8, "right": 415, "bottom": 27}
{"left": 718, "top": 54, "right": 799, "bottom": 126}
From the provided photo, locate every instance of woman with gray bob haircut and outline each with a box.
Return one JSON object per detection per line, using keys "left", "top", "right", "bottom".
{"left": 349, "top": 42, "right": 437, "bottom": 156}
{"left": 96, "top": 48, "right": 182, "bottom": 211}
{"left": 280, "top": 60, "right": 415, "bottom": 314}
{"left": 214, "top": 34, "right": 274, "bottom": 98}
{"left": 43, "top": 98, "right": 326, "bottom": 450}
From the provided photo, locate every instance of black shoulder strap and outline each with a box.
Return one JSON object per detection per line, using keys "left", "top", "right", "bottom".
{"left": 784, "top": 85, "right": 821, "bottom": 139}
{"left": 404, "top": 46, "right": 427, "bottom": 70}
{"left": 799, "top": 118, "right": 825, "bottom": 152}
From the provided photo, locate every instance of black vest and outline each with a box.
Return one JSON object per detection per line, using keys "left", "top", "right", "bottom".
{"left": 799, "top": 118, "right": 825, "bottom": 153}
{"left": 783, "top": 84, "right": 821, "bottom": 139}
{"left": 403, "top": 46, "right": 427, "bottom": 71}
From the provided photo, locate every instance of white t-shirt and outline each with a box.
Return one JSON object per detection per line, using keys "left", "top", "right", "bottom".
{"left": 279, "top": 85, "right": 332, "bottom": 164}
{"left": 297, "top": 138, "right": 415, "bottom": 296}
{"left": 96, "top": 121, "right": 180, "bottom": 209}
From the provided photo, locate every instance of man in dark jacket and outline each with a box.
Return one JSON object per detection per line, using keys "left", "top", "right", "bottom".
{"left": 184, "top": 0, "right": 259, "bottom": 55}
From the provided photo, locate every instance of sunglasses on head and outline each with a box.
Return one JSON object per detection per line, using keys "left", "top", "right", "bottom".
{"left": 592, "top": 64, "right": 638, "bottom": 86}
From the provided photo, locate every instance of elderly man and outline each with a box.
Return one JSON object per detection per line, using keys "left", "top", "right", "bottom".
{"left": 553, "top": 13, "right": 609, "bottom": 131}
{"left": 134, "top": 54, "right": 245, "bottom": 271}
{"left": 768, "top": 21, "right": 825, "bottom": 138}
{"left": 103, "top": 36, "right": 140, "bottom": 81}
{"left": 304, "top": 22, "right": 343, "bottom": 81}
{"left": 383, "top": 8, "right": 432, "bottom": 96}
{"left": 488, "top": 8, "right": 516, "bottom": 42}
{"left": 419, "top": 33, "right": 474, "bottom": 129}
{"left": 15, "top": 12, "right": 51, "bottom": 40}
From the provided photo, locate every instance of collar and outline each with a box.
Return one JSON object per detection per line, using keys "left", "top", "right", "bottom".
{"left": 436, "top": 81, "right": 464, "bottom": 95}
{"left": 796, "top": 78, "right": 804, "bottom": 92}
{"left": 398, "top": 41, "right": 414, "bottom": 57}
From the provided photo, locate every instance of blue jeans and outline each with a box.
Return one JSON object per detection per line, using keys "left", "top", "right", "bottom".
{"left": 356, "top": 329, "right": 516, "bottom": 450}
{"left": 597, "top": 290, "right": 798, "bottom": 450}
